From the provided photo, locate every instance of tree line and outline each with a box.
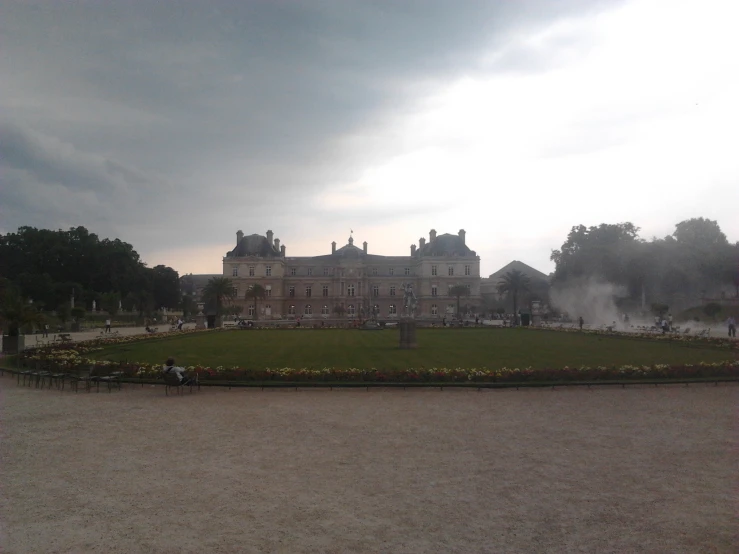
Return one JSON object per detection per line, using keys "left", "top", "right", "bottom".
{"left": 550, "top": 217, "right": 739, "bottom": 310}
{"left": 0, "top": 226, "right": 180, "bottom": 327}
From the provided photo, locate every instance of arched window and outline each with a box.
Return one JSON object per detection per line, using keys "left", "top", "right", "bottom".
{"left": 248, "top": 305, "right": 255, "bottom": 316}
{"left": 304, "top": 304, "right": 312, "bottom": 315}
{"left": 347, "top": 304, "right": 355, "bottom": 316}
{"left": 389, "top": 304, "right": 397, "bottom": 315}
{"left": 321, "top": 305, "right": 329, "bottom": 316}
{"left": 288, "top": 305, "right": 296, "bottom": 315}
{"left": 431, "top": 304, "right": 438, "bottom": 315}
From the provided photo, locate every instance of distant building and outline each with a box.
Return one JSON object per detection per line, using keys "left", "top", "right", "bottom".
{"left": 480, "top": 260, "right": 551, "bottom": 310}
{"left": 180, "top": 273, "right": 221, "bottom": 301}
{"left": 219, "top": 229, "right": 481, "bottom": 320}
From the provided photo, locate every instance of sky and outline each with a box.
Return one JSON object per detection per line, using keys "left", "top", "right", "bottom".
{"left": 1, "top": 0, "right": 738, "bottom": 277}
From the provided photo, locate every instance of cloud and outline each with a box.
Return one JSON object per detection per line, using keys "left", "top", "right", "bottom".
{"left": 9, "top": 0, "right": 736, "bottom": 280}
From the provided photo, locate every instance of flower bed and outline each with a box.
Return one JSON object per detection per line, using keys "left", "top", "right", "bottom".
{"left": 532, "top": 326, "right": 739, "bottom": 350}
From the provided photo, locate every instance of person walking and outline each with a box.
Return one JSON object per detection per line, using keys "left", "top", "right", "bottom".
{"left": 727, "top": 316, "right": 736, "bottom": 338}
{"left": 105, "top": 318, "right": 111, "bottom": 333}
{"left": 578, "top": 316, "right": 584, "bottom": 330}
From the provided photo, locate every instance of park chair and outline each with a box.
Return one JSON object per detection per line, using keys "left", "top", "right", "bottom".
{"left": 68, "top": 365, "right": 98, "bottom": 392}
{"left": 48, "top": 362, "right": 70, "bottom": 390}
{"left": 31, "top": 360, "right": 60, "bottom": 390}
{"left": 97, "top": 369, "right": 123, "bottom": 392}
{"left": 162, "top": 371, "right": 200, "bottom": 396}
{"left": 12, "top": 358, "right": 35, "bottom": 385}
{"left": 16, "top": 365, "right": 37, "bottom": 387}
{"left": 69, "top": 365, "right": 121, "bottom": 393}
{"left": 20, "top": 361, "right": 48, "bottom": 388}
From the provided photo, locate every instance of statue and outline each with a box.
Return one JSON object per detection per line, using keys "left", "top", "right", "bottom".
{"left": 92, "top": 300, "right": 96, "bottom": 312}
{"left": 401, "top": 282, "right": 418, "bottom": 318}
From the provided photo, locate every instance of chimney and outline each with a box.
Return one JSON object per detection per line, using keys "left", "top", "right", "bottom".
{"left": 280, "top": 244, "right": 286, "bottom": 257}
{"left": 331, "top": 241, "right": 337, "bottom": 254}
{"left": 266, "top": 229, "right": 273, "bottom": 244}
{"left": 411, "top": 244, "right": 417, "bottom": 255}
{"left": 274, "top": 238, "right": 280, "bottom": 251}
{"left": 429, "top": 229, "right": 437, "bottom": 242}
{"left": 459, "top": 229, "right": 466, "bottom": 244}
{"left": 363, "top": 241, "right": 368, "bottom": 254}
{"left": 236, "top": 230, "right": 244, "bottom": 245}
{"left": 419, "top": 237, "right": 426, "bottom": 248}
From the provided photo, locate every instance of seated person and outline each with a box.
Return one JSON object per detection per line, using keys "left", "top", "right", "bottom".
{"left": 163, "top": 357, "right": 194, "bottom": 385}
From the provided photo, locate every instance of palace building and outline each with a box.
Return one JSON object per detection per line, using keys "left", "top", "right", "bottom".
{"left": 221, "top": 229, "right": 481, "bottom": 320}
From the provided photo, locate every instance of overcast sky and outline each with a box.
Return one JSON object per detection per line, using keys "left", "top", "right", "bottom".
{"left": 2, "top": 0, "right": 737, "bottom": 277}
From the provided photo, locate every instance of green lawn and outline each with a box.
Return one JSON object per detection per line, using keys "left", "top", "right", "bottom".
{"left": 89, "top": 328, "right": 732, "bottom": 370}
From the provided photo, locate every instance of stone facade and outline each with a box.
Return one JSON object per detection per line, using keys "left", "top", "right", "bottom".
{"left": 223, "top": 229, "right": 481, "bottom": 320}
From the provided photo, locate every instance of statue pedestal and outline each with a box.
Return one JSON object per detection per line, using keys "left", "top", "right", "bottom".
{"left": 531, "top": 301, "right": 542, "bottom": 327}
{"left": 195, "top": 314, "right": 206, "bottom": 330}
{"left": 399, "top": 318, "right": 417, "bottom": 349}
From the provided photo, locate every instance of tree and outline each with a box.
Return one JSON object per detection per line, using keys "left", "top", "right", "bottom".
{"left": 202, "top": 277, "right": 236, "bottom": 317}
{"left": 703, "top": 302, "right": 722, "bottom": 319}
{"left": 0, "top": 226, "right": 175, "bottom": 315}
{"left": 129, "top": 290, "right": 154, "bottom": 317}
{"left": 244, "top": 284, "right": 266, "bottom": 320}
{"left": 497, "top": 270, "right": 531, "bottom": 325}
{"left": 181, "top": 294, "right": 196, "bottom": 318}
{"left": 0, "top": 287, "right": 41, "bottom": 337}
{"left": 333, "top": 305, "right": 346, "bottom": 318}
{"left": 149, "top": 265, "right": 180, "bottom": 309}
{"left": 673, "top": 218, "right": 728, "bottom": 249}
{"left": 550, "top": 222, "right": 641, "bottom": 283}
{"left": 651, "top": 303, "right": 669, "bottom": 317}
{"left": 225, "top": 305, "right": 243, "bottom": 316}
{"left": 101, "top": 292, "right": 121, "bottom": 317}
{"left": 71, "top": 307, "right": 86, "bottom": 321}
{"left": 55, "top": 302, "right": 71, "bottom": 326}
{"left": 448, "top": 285, "right": 470, "bottom": 318}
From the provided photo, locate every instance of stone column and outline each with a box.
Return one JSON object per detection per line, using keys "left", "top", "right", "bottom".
{"left": 399, "top": 317, "right": 417, "bottom": 349}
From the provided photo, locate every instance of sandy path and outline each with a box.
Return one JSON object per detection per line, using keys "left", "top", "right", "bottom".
{"left": 1, "top": 379, "right": 737, "bottom": 553}
{"left": 12, "top": 323, "right": 198, "bottom": 349}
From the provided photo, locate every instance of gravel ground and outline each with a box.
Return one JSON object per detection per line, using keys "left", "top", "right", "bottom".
{"left": 1, "top": 378, "right": 737, "bottom": 553}
{"left": 9, "top": 324, "right": 197, "bottom": 349}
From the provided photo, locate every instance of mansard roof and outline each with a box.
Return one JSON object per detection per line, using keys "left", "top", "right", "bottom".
{"left": 226, "top": 234, "right": 281, "bottom": 258}
{"left": 417, "top": 233, "right": 476, "bottom": 257}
